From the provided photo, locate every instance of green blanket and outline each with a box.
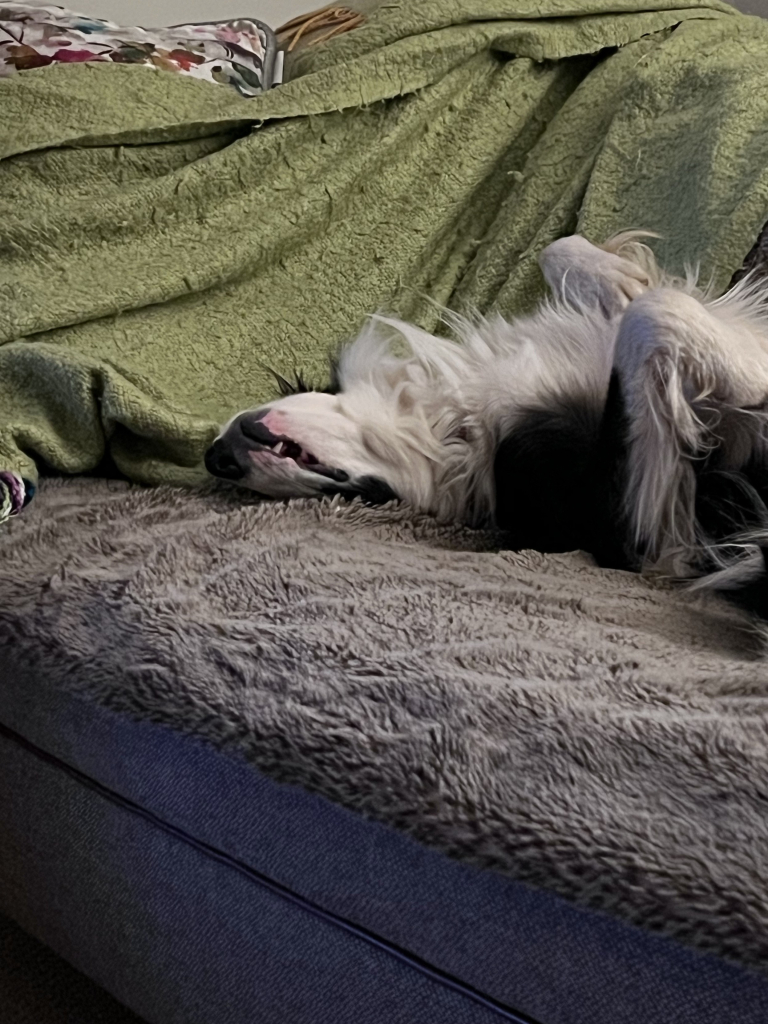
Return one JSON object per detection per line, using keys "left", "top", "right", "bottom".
{"left": 2, "top": 0, "right": 768, "bottom": 510}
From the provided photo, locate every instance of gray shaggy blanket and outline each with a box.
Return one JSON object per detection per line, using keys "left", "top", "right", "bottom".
{"left": 1, "top": 478, "right": 767, "bottom": 973}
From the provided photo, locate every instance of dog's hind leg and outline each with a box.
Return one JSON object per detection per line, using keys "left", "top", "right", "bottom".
{"left": 614, "top": 285, "right": 768, "bottom": 574}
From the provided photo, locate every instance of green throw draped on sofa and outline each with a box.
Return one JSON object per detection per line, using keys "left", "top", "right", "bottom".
{"left": 1, "top": 0, "right": 767, "bottom": 510}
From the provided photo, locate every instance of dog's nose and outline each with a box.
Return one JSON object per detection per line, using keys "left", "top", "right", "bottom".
{"left": 204, "top": 440, "right": 244, "bottom": 480}
{"left": 238, "top": 414, "right": 278, "bottom": 446}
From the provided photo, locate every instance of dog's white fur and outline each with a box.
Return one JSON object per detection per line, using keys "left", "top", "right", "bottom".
{"left": 208, "top": 233, "right": 768, "bottom": 589}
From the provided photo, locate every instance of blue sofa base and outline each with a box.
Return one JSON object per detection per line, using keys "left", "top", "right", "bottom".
{"left": 2, "top": 668, "right": 768, "bottom": 1024}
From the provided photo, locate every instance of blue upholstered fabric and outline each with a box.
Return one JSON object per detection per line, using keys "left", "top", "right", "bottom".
{"left": 2, "top": 664, "right": 768, "bottom": 1024}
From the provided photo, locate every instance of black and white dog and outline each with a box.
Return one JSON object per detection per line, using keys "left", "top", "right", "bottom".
{"left": 205, "top": 233, "right": 768, "bottom": 615}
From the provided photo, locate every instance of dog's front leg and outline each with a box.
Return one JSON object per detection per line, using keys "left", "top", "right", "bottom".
{"left": 538, "top": 234, "right": 651, "bottom": 318}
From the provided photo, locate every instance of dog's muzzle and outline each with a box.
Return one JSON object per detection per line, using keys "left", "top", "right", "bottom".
{"left": 204, "top": 410, "right": 349, "bottom": 485}
{"left": 204, "top": 437, "right": 246, "bottom": 480}
{"left": 204, "top": 410, "right": 271, "bottom": 481}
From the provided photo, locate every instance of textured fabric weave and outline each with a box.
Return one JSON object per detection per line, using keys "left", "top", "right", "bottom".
{"left": 2, "top": 0, "right": 767, "bottom": 498}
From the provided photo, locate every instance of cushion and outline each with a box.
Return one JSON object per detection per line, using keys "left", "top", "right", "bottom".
{"left": 0, "top": 4, "right": 277, "bottom": 95}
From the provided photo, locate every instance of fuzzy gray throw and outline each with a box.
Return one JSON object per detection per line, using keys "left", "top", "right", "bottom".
{"left": 1, "top": 478, "right": 767, "bottom": 974}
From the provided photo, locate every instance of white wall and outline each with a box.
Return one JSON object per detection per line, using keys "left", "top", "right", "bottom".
{"left": 39, "top": 0, "right": 768, "bottom": 30}
{"left": 65, "top": 1, "right": 318, "bottom": 28}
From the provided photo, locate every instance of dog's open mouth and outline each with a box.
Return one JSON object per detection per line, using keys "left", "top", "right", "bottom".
{"left": 205, "top": 412, "right": 353, "bottom": 488}
{"left": 252, "top": 430, "right": 349, "bottom": 483}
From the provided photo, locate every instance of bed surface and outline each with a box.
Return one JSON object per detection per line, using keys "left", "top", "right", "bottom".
{"left": 2, "top": 477, "right": 767, "bottom": 983}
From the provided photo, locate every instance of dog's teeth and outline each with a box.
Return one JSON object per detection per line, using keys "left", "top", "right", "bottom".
{"left": 273, "top": 441, "right": 284, "bottom": 456}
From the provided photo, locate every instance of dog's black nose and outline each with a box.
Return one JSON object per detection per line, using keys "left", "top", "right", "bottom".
{"left": 204, "top": 440, "right": 244, "bottom": 481}
{"left": 239, "top": 417, "right": 278, "bottom": 446}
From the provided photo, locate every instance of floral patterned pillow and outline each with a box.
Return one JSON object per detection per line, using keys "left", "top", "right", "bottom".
{"left": 0, "top": 3, "right": 277, "bottom": 96}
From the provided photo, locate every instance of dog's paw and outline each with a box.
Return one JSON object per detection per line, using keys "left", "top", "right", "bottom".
{"left": 539, "top": 235, "right": 650, "bottom": 318}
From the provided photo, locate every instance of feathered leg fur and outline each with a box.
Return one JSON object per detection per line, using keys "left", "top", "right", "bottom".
{"left": 543, "top": 233, "right": 768, "bottom": 613}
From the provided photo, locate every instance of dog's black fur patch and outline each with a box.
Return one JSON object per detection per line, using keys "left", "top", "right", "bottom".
{"left": 493, "top": 374, "right": 768, "bottom": 620}
{"left": 494, "top": 373, "right": 631, "bottom": 569}
{"left": 692, "top": 455, "right": 768, "bottom": 619}
{"left": 695, "top": 469, "right": 768, "bottom": 545}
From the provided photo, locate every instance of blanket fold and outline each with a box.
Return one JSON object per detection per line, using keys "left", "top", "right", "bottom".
{"left": 1, "top": 0, "right": 767, "bottom": 499}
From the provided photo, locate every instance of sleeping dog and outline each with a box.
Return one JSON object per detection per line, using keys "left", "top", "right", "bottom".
{"left": 205, "top": 233, "right": 768, "bottom": 616}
